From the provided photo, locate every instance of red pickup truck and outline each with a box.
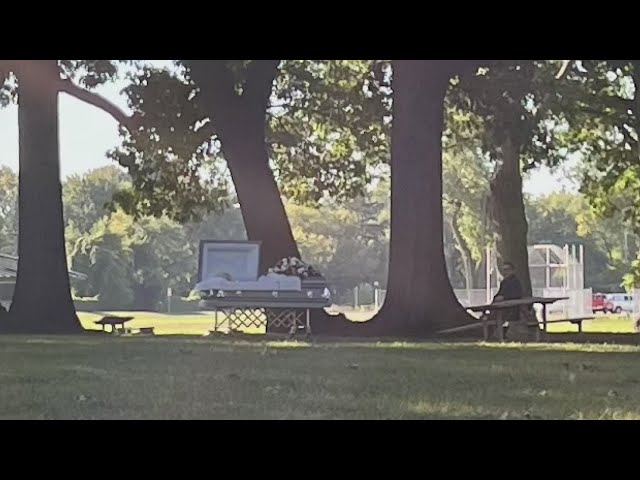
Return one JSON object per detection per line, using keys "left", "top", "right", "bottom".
{"left": 592, "top": 293, "right": 608, "bottom": 314}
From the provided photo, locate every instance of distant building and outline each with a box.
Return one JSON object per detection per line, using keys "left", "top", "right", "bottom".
{"left": 0, "top": 253, "right": 87, "bottom": 307}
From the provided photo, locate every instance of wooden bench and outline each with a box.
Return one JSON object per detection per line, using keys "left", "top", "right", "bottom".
{"left": 528, "top": 316, "right": 596, "bottom": 334}
{"left": 465, "top": 296, "right": 569, "bottom": 342}
{"left": 122, "top": 326, "right": 155, "bottom": 335}
{"left": 438, "top": 316, "right": 597, "bottom": 342}
{"left": 436, "top": 322, "right": 487, "bottom": 335}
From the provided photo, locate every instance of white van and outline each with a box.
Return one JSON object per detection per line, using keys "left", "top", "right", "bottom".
{"left": 605, "top": 293, "right": 634, "bottom": 314}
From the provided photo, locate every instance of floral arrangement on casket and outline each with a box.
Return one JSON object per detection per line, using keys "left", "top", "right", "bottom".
{"left": 269, "top": 257, "right": 322, "bottom": 279}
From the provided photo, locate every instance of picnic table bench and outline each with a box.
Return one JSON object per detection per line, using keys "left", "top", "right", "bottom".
{"left": 437, "top": 296, "right": 596, "bottom": 342}
{"left": 122, "top": 326, "right": 156, "bottom": 335}
{"left": 95, "top": 315, "right": 134, "bottom": 333}
{"left": 94, "top": 316, "right": 155, "bottom": 335}
{"left": 466, "top": 296, "right": 568, "bottom": 342}
{"left": 526, "top": 316, "right": 595, "bottom": 334}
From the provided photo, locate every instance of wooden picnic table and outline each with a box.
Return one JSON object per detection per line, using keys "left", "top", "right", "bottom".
{"left": 94, "top": 315, "right": 134, "bottom": 334}
{"left": 466, "top": 296, "right": 568, "bottom": 342}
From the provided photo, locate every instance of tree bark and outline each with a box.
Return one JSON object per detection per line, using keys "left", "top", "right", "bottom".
{"left": 4, "top": 61, "right": 82, "bottom": 334}
{"left": 221, "top": 123, "right": 301, "bottom": 273}
{"left": 314, "top": 61, "right": 476, "bottom": 337}
{"left": 489, "top": 135, "right": 533, "bottom": 296}
{"left": 372, "top": 60, "right": 475, "bottom": 335}
{"left": 187, "top": 61, "right": 346, "bottom": 333}
{"left": 187, "top": 61, "right": 300, "bottom": 274}
{"left": 630, "top": 61, "right": 640, "bottom": 162}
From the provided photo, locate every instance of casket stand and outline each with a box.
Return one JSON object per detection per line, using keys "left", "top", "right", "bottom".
{"left": 199, "top": 278, "right": 331, "bottom": 338}
{"left": 195, "top": 241, "right": 332, "bottom": 338}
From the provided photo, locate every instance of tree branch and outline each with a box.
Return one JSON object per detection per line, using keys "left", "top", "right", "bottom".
{"left": 58, "top": 79, "right": 137, "bottom": 131}
{"left": 556, "top": 60, "right": 571, "bottom": 79}
{"left": 576, "top": 103, "right": 630, "bottom": 120}
{"left": 13, "top": 60, "right": 138, "bottom": 132}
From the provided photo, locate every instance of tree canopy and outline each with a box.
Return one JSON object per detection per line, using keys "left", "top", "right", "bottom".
{"left": 108, "top": 60, "right": 391, "bottom": 221}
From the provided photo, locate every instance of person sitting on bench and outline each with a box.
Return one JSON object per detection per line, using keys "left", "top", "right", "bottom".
{"left": 493, "top": 261, "right": 523, "bottom": 303}
{"left": 482, "top": 261, "right": 524, "bottom": 338}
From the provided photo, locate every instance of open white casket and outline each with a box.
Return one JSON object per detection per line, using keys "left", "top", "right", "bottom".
{"left": 194, "top": 241, "right": 331, "bottom": 335}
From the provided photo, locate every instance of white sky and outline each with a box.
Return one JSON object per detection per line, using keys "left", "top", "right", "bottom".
{"left": 0, "top": 61, "right": 577, "bottom": 197}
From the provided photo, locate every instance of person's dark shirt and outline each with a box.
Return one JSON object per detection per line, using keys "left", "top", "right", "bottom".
{"left": 495, "top": 273, "right": 523, "bottom": 300}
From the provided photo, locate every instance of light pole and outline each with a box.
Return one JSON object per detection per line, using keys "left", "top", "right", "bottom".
{"left": 373, "top": 281, "right": 380, "bottom": 310}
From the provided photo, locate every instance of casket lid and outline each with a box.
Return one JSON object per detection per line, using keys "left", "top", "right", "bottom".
{"left": 198, "top": 240, "right": 261, "bottom": 283}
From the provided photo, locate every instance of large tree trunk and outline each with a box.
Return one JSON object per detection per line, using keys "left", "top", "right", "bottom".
{"left": 372, "top": 60, "right": 475, "bottom": 335}
{"left": 4, "top": 61, "right": 82, "bottom": 334}
{"left": 314, "top": 61, "right": 475, "bottom": 337}
{"left": 187, "top": 61, "right": 300, "bottom": 274}
{"left": 187, "top": 60, "right": 346, "bottom": 333}
{"left": 489, "top": 136, "right": 532, "bottom": 296}
{"left": 222, "top": 115, "right": 356, "bottom": 334}
{"left": 221, "top": 124, "right": 300, "bottom": 274}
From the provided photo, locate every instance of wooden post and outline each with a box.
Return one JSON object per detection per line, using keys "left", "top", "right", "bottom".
{"left": 546, "top": 246, "right": 551, "bottom": 289}
{"left": 374, "top": 281, "right": 380, "bottom": 310}
{"left": 486, "top": 245, "right": 492, "bottom": 304}
{"left": 496, "top": 310, "right": 504, "bottom": 342}
{"left": 572, "top": 245, "right": 578, "bottom": 291}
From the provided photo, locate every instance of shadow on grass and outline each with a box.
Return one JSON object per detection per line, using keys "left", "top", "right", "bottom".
{"left": 3, "top": 328, "right": 640, "bottom": 357}
{"left": 2, "top": 330, "right": 640, "bottom": 419}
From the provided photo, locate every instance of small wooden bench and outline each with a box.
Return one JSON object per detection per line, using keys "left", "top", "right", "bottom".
{"left": 94, "top": 316, "right": 155, "bottom": 335}
{"left": 438, "top": 316, "right": 597, "bottom": 342}
{"left": 528, "top": 316, "right": 596, "bottom": 334}
{"left": 122, "top": 326, "right": 155, "bottom": 335}
{"left": 436, "top": 322, "right": 487, "bottom": 335}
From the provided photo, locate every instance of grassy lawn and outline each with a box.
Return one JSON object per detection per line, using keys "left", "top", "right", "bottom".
{"left": 1, "top": 335, "right": 640, "bottom": 419}
{"left": 77, "top": 310, "right": 639, "bottom": 335}
{"left": 545, "top": 313, "right": 637, "bottom": 333}
{"left": 78, "top": 311, "right": 227, "bottom": 336}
